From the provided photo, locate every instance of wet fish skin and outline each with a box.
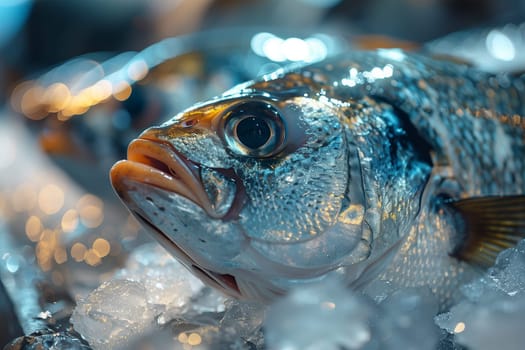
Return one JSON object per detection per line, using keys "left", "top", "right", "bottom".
{"left": 110, "top": 49, "right": 525, "bottom": 304}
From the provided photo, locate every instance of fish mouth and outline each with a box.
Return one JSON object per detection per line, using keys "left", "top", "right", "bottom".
{"left": 110, "top": 136, "right": 246, "bottom": 220}
{"left": 110, "top": 134, "right": 247, "bottom": 298}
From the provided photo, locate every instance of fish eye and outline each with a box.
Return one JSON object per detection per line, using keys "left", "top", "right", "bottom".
{"left": 223, "top": 101, "right": 285, "bottom": 157}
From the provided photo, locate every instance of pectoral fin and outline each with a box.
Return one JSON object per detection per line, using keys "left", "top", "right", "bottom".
{"left": 451, "top": 195, "right": 525, "bottom": 267}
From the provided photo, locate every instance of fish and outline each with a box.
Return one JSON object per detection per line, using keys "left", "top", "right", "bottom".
{"left": 110, "top": 43, "right": 525, "bottom": 305}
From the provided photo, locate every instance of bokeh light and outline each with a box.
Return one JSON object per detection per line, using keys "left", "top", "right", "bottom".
{"left": 61, "top": 209, "right": 79, "bottom": 233}
{"left": 84, "top": 249, "right": 101, "bottom": 266}
{"left": 250, "top": 32, "right": 329, "bottom": 63}
{"left": 71, "top": 242, "right": 88, "bottom": 262}
{"left": 486, "top": 29, "right": 516, "bottom": 61}
{"left": 77, "top": 194, "right": 104, "bottom": 228}
{"left": 43, "top": 82, "right": 72, "bottom": 113}
{"left": 454, "top": 322, "right": 466, "bottom": 333}
{"left": 187, "top": 333, "right": 202, "bottom": 346}
{"left": 92, "top": 238, "right": 110, "bottom": 258}
{"left": 113, "top": 81, "right": 133, "bottom": 101}
{"left": 127, "top": 59, "right": 149, "bottom": 81}
{"left": 54, "top": 247, "right": 68, "bottom": 264}
{"left": 25, "top": 215, "right": 42, "bottom": 242}
{"left": 38, "top": 184, "right": 65, "bottom": 215}
{"left": 20, "top": 84, "right": 47, "bottom": 120}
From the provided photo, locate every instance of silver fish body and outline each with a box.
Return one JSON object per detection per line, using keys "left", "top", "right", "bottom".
{"left": 111, "top": 49, "right": 525, "bottom": 304}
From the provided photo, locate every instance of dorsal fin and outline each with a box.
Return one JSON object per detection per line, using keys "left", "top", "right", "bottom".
{"left": 450, "top": 195, "right": 525, "bottom": 267}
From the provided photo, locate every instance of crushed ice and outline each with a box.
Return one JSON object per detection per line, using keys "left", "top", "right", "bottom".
{"left": 266, "top": 280, "right": 439, "bottom": 350}
{"left": 435, "top": 239, "right": 525, "bottom": 350}
{"left": 71, "top": 239, "right": 525, "bottom": 349}
{"left": 71, "top": 244, "right": 224, "bottom": 349}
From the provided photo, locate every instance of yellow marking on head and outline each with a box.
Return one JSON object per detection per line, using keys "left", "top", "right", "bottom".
{"left": 340, "top": 204, "right": 365, "bottom": 225}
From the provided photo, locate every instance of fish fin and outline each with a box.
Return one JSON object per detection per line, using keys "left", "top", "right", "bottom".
{"left": 450, "top": 195, "right": 525, "bottom": 267}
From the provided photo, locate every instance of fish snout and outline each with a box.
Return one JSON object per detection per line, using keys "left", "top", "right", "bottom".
{"left": 110, "top": 133, "right": 246, "bottom": 221}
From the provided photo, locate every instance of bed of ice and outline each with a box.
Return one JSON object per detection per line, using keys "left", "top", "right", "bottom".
{"left": 70, "top": 239, "right": 525, "bottom": 350}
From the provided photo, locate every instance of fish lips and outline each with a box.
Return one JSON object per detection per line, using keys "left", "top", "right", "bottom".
{"left": 110, "top": 137, "right": 246, "bottom": 221}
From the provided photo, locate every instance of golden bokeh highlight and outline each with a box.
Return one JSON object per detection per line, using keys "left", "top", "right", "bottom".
{"left": 187, "top": 333, "right": 202, "bottom": 346}
{"left": 71, "top": 242, "right": 88, "bottom": 262}
{"left": 54, "top": 246, "right": 68, "bottom": 264}
{"left": 85, "top": 79, "right": 113, "bottom": 103}
{"left": 77, "top": 194, "right": 104, "bottom": 228}
{"left": 61, "top": 209, "right": 79, "bottom": 233}
{"left": 113, "top": 81, "right": 132, "bottom": 101}
{"left": 38, "top": 184, "right": 65, "bottom": 215}
{"left": 454, "top": 322, "right": 466, "bottom": 333}
{"left": 80, "top": 205, "right": 104, "bottom": 228}
{"left": 84, "top": 249, "right": 102, "bottom": 266}
{"left": 59, "top": 93, "right": 91, "bottom": 118}
{"left": 177, "top": 332, "right": 202, "bottom": 347}
{"left": 10, "top": 80, "right": 34, "bottom": 113}
{"left": 177, "top": 333, "right": 188, "bottom": 343}
{"left": 38, "top": 256, "right": 52, "bottom": 272}
{"left": 20, "top": 84, "right": 47, "bottom": 120}
{"left": 92, "top": 238, "right": 110, "bottom": 258}
{"left": 35, "top": 229, "right": 58, "bottom": 272}
{"left": 44, "top": 83, "right": 72, "bottom": 113}
{"left": 25, "top": 215, "right": 42, "bottom": 242}
{"left": 40, "top": 229, "right": 58, "bottom": 247}
{"left": 14, "top": 74, "right": 137, "bottom": 120}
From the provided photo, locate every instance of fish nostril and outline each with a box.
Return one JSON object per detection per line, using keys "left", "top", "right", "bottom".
{"left": 181, "top": 119, "right": 197, "bottom": 128}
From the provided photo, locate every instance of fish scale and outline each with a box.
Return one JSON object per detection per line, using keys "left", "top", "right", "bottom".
{"left": 111, "top": 47, "right": 525, "bottom": 305}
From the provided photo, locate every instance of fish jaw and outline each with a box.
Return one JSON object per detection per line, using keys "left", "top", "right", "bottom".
{"left": 109, "top": 134, "right": 251, "bottom": 298}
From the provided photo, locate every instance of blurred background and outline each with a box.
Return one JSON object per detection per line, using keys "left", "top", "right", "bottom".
{"left": 1, "top": 0, "right": 525, "bottom": 349}
{"left": 2, "top": 0, "right": 525, "bottom": 101}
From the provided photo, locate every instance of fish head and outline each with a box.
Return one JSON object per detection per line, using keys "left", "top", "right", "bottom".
{"left": 110, "top": 77, "right": 373, "bottom": 301}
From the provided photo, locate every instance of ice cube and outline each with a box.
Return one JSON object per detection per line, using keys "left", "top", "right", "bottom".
{"left": 435, "top": 294, "right": 525, "bottom": 350}
{"left": 264, "top": 278, "right": 439, "bottom": 350}
{"left": 71, "top": 243, "right": 224, "bottom": 349}
{"left": 264, "top": 278, "right": 373, "bottom": 350}
{"left": 71, "top": 279, "right": 159, "bottom": 350}
{"left": 220, "top": 299, "right": 266, "bottom": 340}
{"left": 116, "top": 243, "right": 205, "bottom": 308}
{"left": 435, "top": 239, "right": 525, "bottom": 350}
{"left": 486, "top": 238, "right": 525, "bottom": 297}
{"left": 377, "top": 288, "right": 439, "bottom": 350}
